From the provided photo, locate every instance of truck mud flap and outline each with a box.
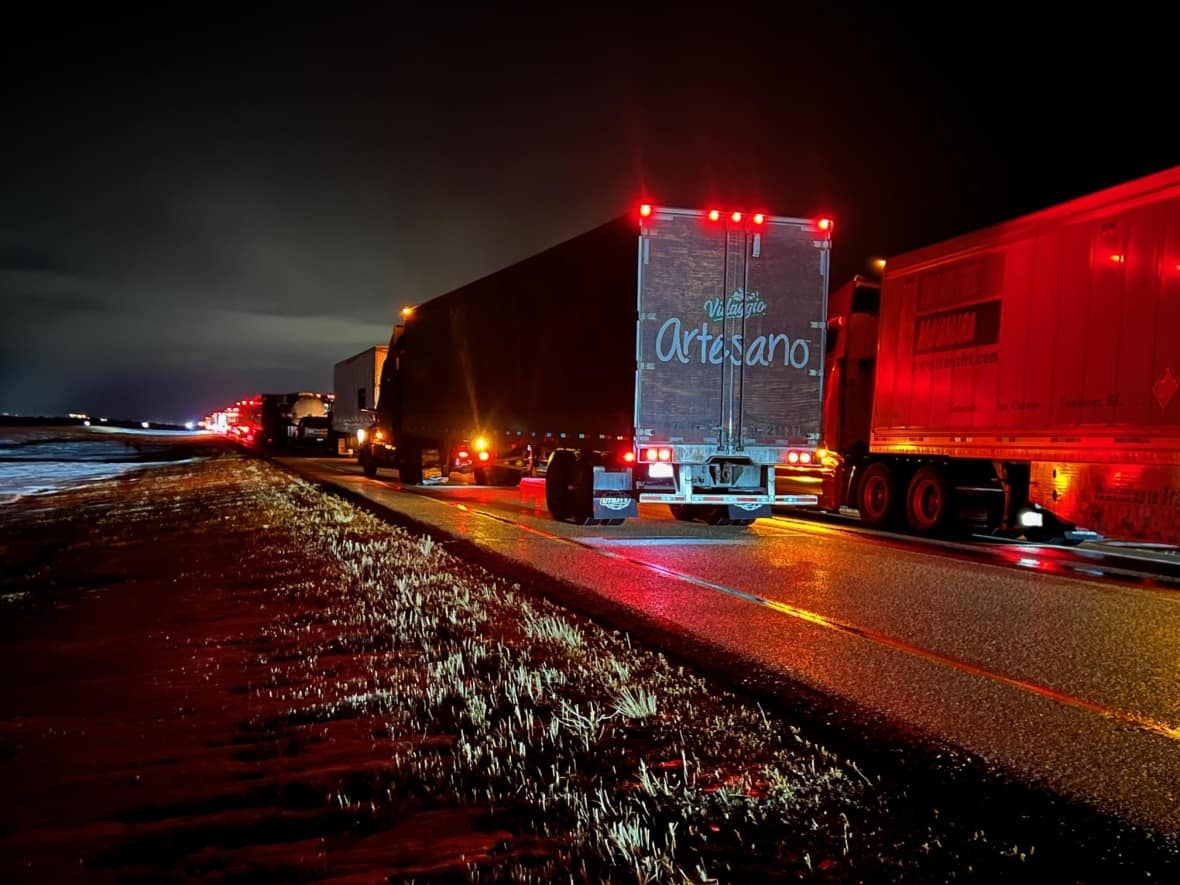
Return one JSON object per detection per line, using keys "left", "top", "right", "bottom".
{"left": 592, "top": 467, "right": 638, "bottom": 520}
{"left": 727, "top": 503, "right": 771, "bottom": 521}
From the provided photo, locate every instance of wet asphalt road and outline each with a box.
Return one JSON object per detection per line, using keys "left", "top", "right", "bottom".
{"left": 281, "top": 457, "right": 1180, "bottom": 834}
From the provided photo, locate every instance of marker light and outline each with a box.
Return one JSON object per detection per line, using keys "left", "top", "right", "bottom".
{"left": 1110, "top": 253, "right": 1125, "bottom": 264}
{"left": 623, "top": 451, "right": 635, "bottom": 463}
{"left": 752, "top": 213, "right": 765, "bottom": 225}
{"left": 639, "top": 203, "right": 653, "bottom": 217}
{"left": 707, "top": 209, "right": 721, "bottom": 222}
{"left": 731, "top": 211, "right": 742, "bottom": 223}
{"left": 817, "top": 217, "right": 833, "bottom": 232}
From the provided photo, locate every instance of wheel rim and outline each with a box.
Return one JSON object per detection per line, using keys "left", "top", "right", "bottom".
{"left": 863, "top": 475, "right": 888, "bottom": 520}
{"left": 911, "top": 478, "right": 942, "bottom": 529}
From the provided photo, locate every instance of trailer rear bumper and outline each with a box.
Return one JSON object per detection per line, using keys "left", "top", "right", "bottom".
{"left": 639, "top": 493, "right": 818, "bottom": 506}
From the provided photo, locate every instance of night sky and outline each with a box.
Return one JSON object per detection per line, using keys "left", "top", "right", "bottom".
{"left": 3, "top": 6, "right": 1176, "bottom": 423}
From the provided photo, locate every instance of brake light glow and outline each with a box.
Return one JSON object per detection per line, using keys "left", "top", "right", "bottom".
{"left": 752, "top": 213, "right": 765, "bottom": 225}
{"left": 473, "top": 436, "right": 489, "bottom": 451}
{"left": 707, "top": 209, "right": 721, "bottom": 222}
{"left": 477, "top": 451, "right": 490, "bottom": 462}
{"left": 641, "top": 447, "right": 673, "bottom": 462}
{"left": 639, "top": 203, "right": 653, "bottom": 218}
{"left": 817, "top": 217, "right": 833, "bottom": 232}
{"left": 731, "top": 211, "right": 742, "bottom": 223}
{"left": 623, "top": 451, "right": 635, "bottom": 463}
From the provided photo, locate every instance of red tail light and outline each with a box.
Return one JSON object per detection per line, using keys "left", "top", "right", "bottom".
{"left": 800, "top": 451, "right": 812, "bottom": 465}
{"left": 641, "top": 447, "right": 674, "bottom": 462}
{"left": 731, "top": 211, "right": 742, "bottom": 223}
{"left": 817, "top": 217, "right": 834, "bottom": 232}
{"left": 623, "top": 451, "right": 636, "bottom": 463}
{"left": 707, "top": 209, "right": 721, "bottom": 222}
{"left": 639, "top": 203, "right": 653, "bottom": 218}
{"left": 457, "top": 449, "right": 469, "bottom": 459}
{"left": 787, "top": 451, "right": 800, "bottom": 464}
{"left": 477, "top": 451, "right": 490, "bottom": 462}
{"left": 752, "top": 213, "right": 765, "bottom": 225}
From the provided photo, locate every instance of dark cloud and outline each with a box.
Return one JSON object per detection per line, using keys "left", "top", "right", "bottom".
{"left": 2, "top": 6, "right": 1178, "bottom": 420}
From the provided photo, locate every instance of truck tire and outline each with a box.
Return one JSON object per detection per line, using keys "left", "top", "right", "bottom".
{"left": 905, "top": 465, "right": 952, "bottom": 535}
{"left": 570, "top": 455, "right": 600, "bottom": 525}
{"left": 546, "top": 450, "right": 575, "bottom": 520}
{"left": 399, "top": 447, "right": 423, "bottom": 485}
{"left": 858, "top": 462, "right": 901, "bottom": 530}
{"left": 669, "top": 504, "right": 695, "bottom": 521}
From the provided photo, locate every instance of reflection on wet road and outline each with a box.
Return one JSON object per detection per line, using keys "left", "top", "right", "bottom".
{"left": 282, "top": 458, "right": 1180, "bottom": 833}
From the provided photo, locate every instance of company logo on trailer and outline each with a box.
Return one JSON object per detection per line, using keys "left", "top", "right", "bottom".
{"left": 703, "top": 289, "right": 768, "bottom": 321}
{"left": 654, "top": 288, "right": 811, "bottom": 369}
{"left": 1154, "top": 368, "right": 1178, "bottom": 412}
{"left": 914, "top": 300, "right": 1002, "bottom": 355}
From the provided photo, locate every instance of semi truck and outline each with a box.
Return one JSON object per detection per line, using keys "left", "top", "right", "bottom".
{"left": 332, "top": 345, "right": 388, "bottom": 455}
{"left": 359, "top": 206, "right": 833, "bottom": 525}
{"left": 258, "top": 392, "right": 333, "bottom": 449}
{"left": 800, "top": 165, "right": 1180, "bottom": 545}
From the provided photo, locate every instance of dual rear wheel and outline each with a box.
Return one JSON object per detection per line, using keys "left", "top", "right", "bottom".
{"left": 858, "top": 462, "right": 952, "bottom": 535}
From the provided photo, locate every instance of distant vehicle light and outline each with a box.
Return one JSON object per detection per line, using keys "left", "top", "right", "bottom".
{"left": 731, "top": 211, "right": 742, "bottom": 223}
{"left": 707, "top": 209, "right": 720, "bottom": 222}
{"left": 649, "top": 462, "right": 674, "bottom": 479}
{"left": 787, "top": 451, "right": 800, "bottom": 464}
{"left": 800, "top": 451, "right": 812, "bottom": 465}
{"left": 401, "top": 306, "right": 415, "bottom": 318}
{"left": 141, "top": 421, "right": 150, "bottom": 429}
{"left": 477, "top": 450, "right": 490, "bottom": 462}
{"left": 185, "top": 420, "right": 195, "bottom": 430}
{"left": 817, "top": 217, "right": 833, "bottom": 232}
{"left": 639, "top": 203, "right": 653, "bottom": 217}
{"left": 473, "top": 436, "right": 489, "bottom": 451}
{"left": 457, "top": 449, "right": 469, "bottom": 460}
{"left": 374, "top": 429, "right": 385, "bottom": 441}
{"left": 752, "top": 213, "right": 765, "bottom": 225}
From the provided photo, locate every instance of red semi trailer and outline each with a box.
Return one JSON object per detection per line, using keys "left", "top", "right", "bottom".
{"left": 802, "top": 166, "right": 1180, "bottom": 545}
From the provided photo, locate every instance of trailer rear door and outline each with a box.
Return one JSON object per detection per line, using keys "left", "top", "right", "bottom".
{"left": 635, "top": 209, "right": 829, "bottom": 454}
